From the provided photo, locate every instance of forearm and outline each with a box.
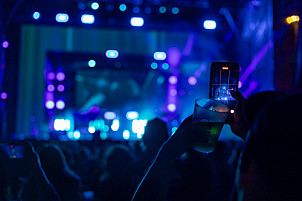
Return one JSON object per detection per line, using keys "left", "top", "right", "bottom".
{"left": 131, "top": 143, "right": 177, "bottom": 201}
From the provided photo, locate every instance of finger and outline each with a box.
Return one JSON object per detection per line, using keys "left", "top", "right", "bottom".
{"left": 231, "top": 90, "right": 246, "bottom": 102}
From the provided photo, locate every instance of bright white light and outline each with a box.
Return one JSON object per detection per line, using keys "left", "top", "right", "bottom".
{"left": 91, "top": 2, "right": 99, "bottom": 10}
{"left": 74, "top": 130, "right": 81, "bottom": 139}
{"left": 81, "top": 14, "right": 95, "bottom": 24}
{"left": 54, "top": 119, "right": 71, "bottom": 131}
{"left": 153, "top": 52, "right": 166, "bottom": 60}
{"left": 88, "top": 60, "right": 96, "bottom": 67}
{"left": 130, "top": 17, "right": 144, "bottom": 27}
{"left": 105, "top": 50, "right": 119, "bottom": 58}
{"left": 123, "top": 130, "right": 130, "bottom": 140}
{"left": 33, "top": 12, "right": 40, "bottom": 20}
{"left": 88, "top": 126, "right": 96, "bottom": 133}
{"left": 56, "top": 13, "right": 69, "bottom": 23}
{"left": 132, "top": 120, "right": 147, "bottom": 135}
{"left": 111, "top": 119, "right": 120, "bottom": 131}
{"left": 126, "top": 111, "right": 139, "bottom": 120}
{"left": 167, "top": 104, "right": 176, "bottom": 112}
{"left": 203, "top": 20, "right": 216, "bottom": 30}
{"left": 171, "top": 127, "right": 178, "bottom": 135}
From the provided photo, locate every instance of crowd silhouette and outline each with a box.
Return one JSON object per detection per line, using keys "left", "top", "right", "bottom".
{"left": 1, "top": 90, "right": 302, "bottom": 201}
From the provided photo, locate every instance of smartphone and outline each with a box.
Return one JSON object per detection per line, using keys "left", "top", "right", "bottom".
{"left": 0, "top": 143, "right": 25, "bottom": 159}
{"left": 209, "top": 62, "right": 239, "bottom": 111}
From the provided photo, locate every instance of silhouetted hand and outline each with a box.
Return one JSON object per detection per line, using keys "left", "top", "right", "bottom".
{"left": 163, "top": 115, "right": 194, "bottom": 157}
{"left": 228, "top": 90, "right": 249, "bottom": 140}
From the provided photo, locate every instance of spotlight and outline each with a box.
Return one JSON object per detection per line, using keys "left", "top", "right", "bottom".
{"left": 33, "top": 12, "right": 40, "bottom": 20}
{"left": 130, "top": 17, "right": 144, "bottom": 27}
{"left": 203, "top": 20, "right": 216, "bottom": 30}
{"left": 1, "top": 92, "right": 7, "bottom": 100}
{"left": 153, "top": 52, "right": 166, "bottom": 60}
{"left": 2, "top": 41, "right": 9, "bottom": 48}
{"left": 47, "top": 84, "right": 55, "bottom": 92}
{"left": 57, "top": 84, "right": 65, "bottom": 92}
{"left": 111, "top": 119, "right": 120, "bottom": 131}
{"left": 119, "top": 4, "right": 127, "bottom": 11}
{"left": 45, "top": 100, "right": 55, "bottom": 109}
{"left": 104, "top": 111, "right": 116, "bottom": 120}
{"left": 162, "top": 63, "right": 169, "bottom": 70}
{"left": 73, "top": 130, "right": 81, "bottom": 140}
{"left": 81, "top": 14, "right": 95, "bottom": 24}
{"left": 56, "top": 13, "right": 69, "bottom": 23}
{"left": 56, "top": 100, "right": 65, "bottom": 110}
{"left": 56, "top": 72, "right": 65, "bottom": 81}
{"left": 123, "top": 130, "right": 130, "bottom": 140}
{"left": 47, "top": 72, "right": 55, "bottom": 80}
{"left": 105, "top": 50, "right": 119, "bottom": 58}
{"left": 167, "top": 104, "right": 176, "bottom": 112}
{"left": 126, "top": 111, "right": 139, "bottom": 120}
{"left": 133, "top": 7, "right": 140, "bottom": 14}
{"left": 172, "top": 7, "right": 179, "bottom": 14}
{"left": 168, "top": 76, "right": 178, "bottom": 85}
{"left": 54, "top": 119, "right": 71, "bottom": 131}
{"left": 159, "top": 6, "right": 166, "bottom": 13}
{"left": 188, "top": 76, "right": 197, "bottom": 85}
{"left": 88, "top": 60, "right": 96, "bottom": 67}
{"left": 151, "top": 62, "right": 158, "bottom": 69}
{"left": 88, "top": 126, "right": 96, "bottom": 133}
{"left": 91, "top": 2, "right": 99, "bottom": 10}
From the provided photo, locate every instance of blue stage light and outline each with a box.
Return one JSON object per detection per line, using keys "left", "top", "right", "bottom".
{"left": 74, "top": 130, "right": 81, "bottom": 140}
{"left": 133, "top": 7, "right": 140, "bottom": 14}
{"left": 119, "top": 4, "right": 127, "bottom": 11}
{"left": 111, "top": 119, "right": 120, "bottom": 131}
{"left": 172, "top": 7, "right": 179, "bottom": 14}
{"left": 33, "top": 12, "right": 40, "bottom": 20}
{"left": 81, "top": 14, "right": 95, "bottom": 24}
{"left": 159, "top": 6, "right": 166, "bottom": 13}
{"left": 54, "top": 119, "right": 71, "bottom": 131}
{"left": 88, "top": 60, "right": 96, "bottom": 67}
{"left": 203, "top": 20, "right": 216, "bottom": 29}
{"left": 130, "top": 17, "right": 144, "bottom": 27}
{"left": 153, "top": 52, "right": 166, "bottom": 60}
{"left": 91, "top": 2, "right": 99, "bottom": 10}
{"left": 56, "top": 13, "right": 69, "bottom": 23}
{"left": 151, "top": 62, "right": 158, "bottom": 69}
{"left": 105, "top": 50, "right": 119, "bottom": 58}
{"left": 162, "top": 63, "right": 169, "bottom": 70}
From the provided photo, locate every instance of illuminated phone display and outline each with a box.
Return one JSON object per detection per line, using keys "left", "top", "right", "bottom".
{"left": 0, "top": 144, "right": 25, "bottom": 159}
{"left": 210, "top": 62, "right": 239, "bottom": 109}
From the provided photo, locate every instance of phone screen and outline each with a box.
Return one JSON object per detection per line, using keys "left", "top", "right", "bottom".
{"left": 209, "top": 62, "right": 239, "bottom": 110}
{"left": 0, "top": 144, "right": 25, "bottom": 159}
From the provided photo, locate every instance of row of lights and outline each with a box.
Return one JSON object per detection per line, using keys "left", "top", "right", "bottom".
{"left": 32, "top": 11, "right": 216, "bottom": 29}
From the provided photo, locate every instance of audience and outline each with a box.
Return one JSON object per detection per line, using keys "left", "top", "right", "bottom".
{"left": 2, "top": 90, "right": 302, "bottom": 201}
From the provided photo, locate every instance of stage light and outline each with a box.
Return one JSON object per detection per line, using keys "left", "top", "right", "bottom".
{"left": 132, "top": 120, "right": 147, "bottom": 135}
{"left": 203, "top": 20, "right": 216, "bottom": 29}
{"left": 162, "top": 63, "right": 169, "bottom": 70}
{"left": 74, "top": 130, "right": 81, "bottom": 140}
{"left": 151, "top": 62, "right": 158, "bottom": 69}
{"left": 47, "top": 84, "right": 55, "bottom": 92}
{"left": 188, "top": 76, "right": 197, "bottom": 85}
{"left": 81, "top": 14, "right": 95, "bottom": 24}
{"left": 47, "top": 72, "right": 55, "bottom": 80}
{"left": 123, "top": 130, "right": 130, "bottom": 140}
{"left": 54, "top": 119, "right": 71, "bottom": 131}
{"left": 130, "top": 17, "right": 144, "bottom": 27}
{"left": 133, "top": 7, "right": 140, "bottom": 14}
{"left": 144, "top": 7, "right": 152, "bottom": 14}
{"left": 167, "top": 103, "right": 176, "bottom": 112}
{"left": 286, "top": 15, "right": 300, "bottom": 24}
{"left": 104, "top": 111, "right": 116, "bottom": 120}
{"left": 172, "top": 7, "right": 179, "bottom": 14}
{"left": 56, "top": 72, "right": 65, "bottom": 81}
{"left": 78, "top": 2, "right": 86, "bottom": 10}
{"left": 91, "top": 2, "right": 99, "bottom": 10}
{"left": 56, "top": 13, "right": 69, "bottom": 23}
{"left": 111, "top": 119, "right": 120, "bottom": 131}
{"left": 119, "top": 4, "right": 127, "bottom": 11}
{"left": 100, "top": 132, "right": 108, "bottom": 140}
{"left": 168, "top": 76, "right": 178, "bottom": 85}
{"left": 57, "top": 84, "right": 65, "bottom": 92}
{"left": 159, "top": 6, "right": 166, "bottom": 13}
{"left": 126, "top": 111, "right": 139, "bottom": 120}
{"left": 45, "top": 100, "right": 55, "bottom": 109}
{"left": 106, "top": 50, "right": 119, "bottom": 58}
{"left": 153, "top": 52, "right": 166, "bottom": 60}
{"left": 56, "top": 100, "right": 65, "bottom": 110}
{"left": 67, "top": 131, "right": 74, "bottom": 139}
{"left": 2, "top": 41, "right": 9, "bottom": 48}
{"left": 157, "top": 76, "right": 165, "bottom": 85}
{"left": 170, "top": 89, "right": 177, "bottom": 96}
{"left": 88, "top": 126, "right": 96, "bottom": 133}
{"left": 33, "top": 12, "right": 40, "bottom": 20}
{"left": 1, "top": 92, "right": 7, "bottom": 99}
{"left": 88, "top": 59, "right": 96, "bottom": 67}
